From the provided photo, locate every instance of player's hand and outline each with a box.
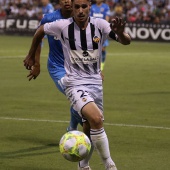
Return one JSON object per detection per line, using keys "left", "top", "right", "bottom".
{"left": 23, "top": 55, "right": 35, "bottom": 70}
{"left": 27, "top": 63, "right": 40, "bottom": 81}
{"left": 110, "top": 17, "right": 126, "bottom": 35}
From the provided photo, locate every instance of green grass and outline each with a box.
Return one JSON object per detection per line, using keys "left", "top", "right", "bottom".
{"left": 0, "top": 35, "right": 170, "bottom": 170}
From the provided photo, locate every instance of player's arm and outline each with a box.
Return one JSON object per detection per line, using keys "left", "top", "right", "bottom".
{"left": 24, "top": 25, "right": 45, "bottom": 71}
{"left": 109, "top": 17, "right": 131, "bottom": 45}
{"left": 26, "top": 44, "right": 41, "bottom": 81}
{"left": 24, "top": 14, "right": 51, "bottom": 80}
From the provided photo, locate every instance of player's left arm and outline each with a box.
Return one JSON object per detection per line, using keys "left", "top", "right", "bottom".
{"left": 109, "top": 17, "right": 131, "bottom": 45}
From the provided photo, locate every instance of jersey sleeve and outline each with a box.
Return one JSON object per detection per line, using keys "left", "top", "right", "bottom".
{"left": 44, "top": 20, "right": 62, "bottom": 38}
{"left": 97, "top": 18, "right": 118, "bottom": 41}
{"left": 98, "top": 18, "right": 111, "bottom": 34}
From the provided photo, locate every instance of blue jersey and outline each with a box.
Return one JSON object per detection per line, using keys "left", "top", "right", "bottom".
{"left": 42, "top": 3, "right": 54, "bottom": 14}
{"left": 40, "top": 9, "right": 65, "bottom": 81}
{"left": 90, "top": 3, "right": 110, "bottom": 19}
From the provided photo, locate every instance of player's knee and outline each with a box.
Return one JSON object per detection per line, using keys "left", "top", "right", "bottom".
{"left": 90, "top": 115, "right": 103, "bottom": 129}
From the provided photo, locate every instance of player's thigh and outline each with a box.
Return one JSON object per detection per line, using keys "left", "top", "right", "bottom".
{"left": 82, "top": 101, "right": 103, "bottom": 129}
{"left": 65, "top": 85, "right": 103, "bottom": 124}
{"left": 65, "top": 85, "right": 94, "bottom": 114}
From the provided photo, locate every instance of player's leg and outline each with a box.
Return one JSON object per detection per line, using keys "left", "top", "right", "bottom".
{"left": 48, "top": 66, "right": 93, "bottom": 169}
{"left": 101, "top": 39, "right": 109, "bottom": 71}
{"left": 78, "top": 121, "right": 94, "bottom": 170}
{"left": 65, "top": 85, "right": 117, "bottom": 170}
{"left": 67, "top": 107, "right": 83, "bottom": 131}
{"left": 82, "top": 102, "right": 117, "bottom": 170}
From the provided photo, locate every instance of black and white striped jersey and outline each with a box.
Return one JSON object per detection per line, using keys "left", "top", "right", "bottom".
{"left": 44, "top": 17, "right": 117, "bottom": 86}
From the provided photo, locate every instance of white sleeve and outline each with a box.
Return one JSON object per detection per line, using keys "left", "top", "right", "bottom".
{"left": 98, "top": 18, "right": 111, "bottom": 35}
{"left": 44, "top": 20, "right": 62, "bottom": 38}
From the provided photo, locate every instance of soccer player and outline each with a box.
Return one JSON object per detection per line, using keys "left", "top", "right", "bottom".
{"left": 90, "top": 0, "right": 111, "bottom": 71}
{"left": 67, "top": 0, "right": 109, "bottom": 132}
{"left": 24, "top": 0, "right": 92, "bottom": 169}
{"left": 24, "top": 0, "right": 131, "bottom": 169}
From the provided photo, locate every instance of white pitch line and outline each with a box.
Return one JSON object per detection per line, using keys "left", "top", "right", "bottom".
{"left": 104, "top": 122, "right": 170, "bottom": 130}
{"left": 0, "top": 117, "right": 170, "bottom": 130}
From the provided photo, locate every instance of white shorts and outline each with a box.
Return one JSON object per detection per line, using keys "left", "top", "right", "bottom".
{"left": 65, "top": 84, "right": 103, "bottom": 120}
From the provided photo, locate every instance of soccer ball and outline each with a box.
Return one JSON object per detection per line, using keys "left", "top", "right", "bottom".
{"left": 59, "top": 130, "right": 91, "bottom": 162}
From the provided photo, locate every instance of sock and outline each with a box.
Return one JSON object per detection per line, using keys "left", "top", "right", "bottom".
{"left": 101, "top": 62, "right": 105, "bottom": 71}
{"left": 101, "top": 50, "right": 106, "bottom": 71}
{"left": 90, "top": 128, "right": 115, "bottom": 168}
{"left": 79, "top": 142, "right": 94, "bottom": 168}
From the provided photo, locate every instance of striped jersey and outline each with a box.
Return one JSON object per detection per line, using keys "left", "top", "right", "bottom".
{"left": 44, "top": 17, "right": 116, "bottom": 87}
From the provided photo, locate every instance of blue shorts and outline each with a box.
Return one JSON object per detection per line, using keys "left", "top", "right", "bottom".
{"left": 47, "top": 61, "right": 66, "bottom": 94}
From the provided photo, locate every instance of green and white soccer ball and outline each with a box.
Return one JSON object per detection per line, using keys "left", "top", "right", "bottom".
{"left": 59, "top": 130, "right": 91, "bottom": 162}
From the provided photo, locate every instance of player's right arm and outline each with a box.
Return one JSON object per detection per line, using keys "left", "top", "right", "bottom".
{"left": 23, "top": 14, "right": 49, "bottom": 80}
{"left": 24, "top": 25, "right": 45, "bottom": 71}
{"left": 26, "top": 44, "right": 41, "bottom": 81}
{"left": 24, "top": 19, "right": 62, "bottom": 71}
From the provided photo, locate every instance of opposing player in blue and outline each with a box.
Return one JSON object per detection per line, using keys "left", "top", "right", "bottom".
{"left": 24, "top": 0, "right": 93, "bottom": 169}
{"left": 90, "top": 0, "right": 111, "bottom": 71}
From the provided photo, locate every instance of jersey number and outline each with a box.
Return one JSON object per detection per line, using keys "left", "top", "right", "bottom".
{"left": 77, "top": 90, "right": 88, "bottom": 98}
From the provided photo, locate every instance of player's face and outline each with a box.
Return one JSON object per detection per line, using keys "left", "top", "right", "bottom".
{"left": 60, "top": 0, "right": 72, "bottom": 10}
{"left": 72, "top": 0, "right": 91, "bottom": 24}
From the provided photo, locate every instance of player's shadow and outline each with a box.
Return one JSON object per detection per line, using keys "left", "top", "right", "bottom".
{"left": 0, "top": 137, "right": 59, "bottom": 159}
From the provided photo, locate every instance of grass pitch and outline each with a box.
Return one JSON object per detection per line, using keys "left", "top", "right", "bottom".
{"left": 0, "top": 35, "right": 170, "bottom": 170}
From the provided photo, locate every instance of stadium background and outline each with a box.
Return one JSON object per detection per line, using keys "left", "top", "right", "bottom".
{"left": 0, "top": 0, "right": 170, "bottom": 42}
{"left": 0, "top": 1, "right": 170, "bottom": 170}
